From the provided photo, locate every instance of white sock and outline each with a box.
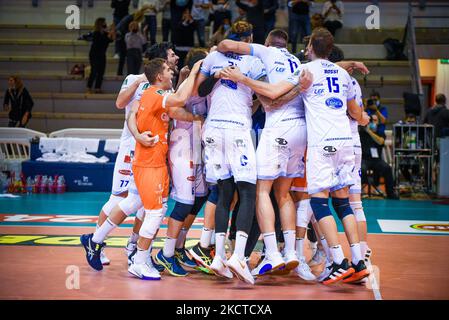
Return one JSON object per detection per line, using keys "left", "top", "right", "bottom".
{"left": 330, "top": 245, "right": 344, "bottom": 265}
{"left": 234, "top": 231, "right": 248, "bottom": 260}
{"left": 296, "top": 238, "right": 304, "bottom": 259}
{"left": 215, "top": 232, "right": 226, "bottom": 259}
{"left": 135, "top": 246, "right": 149, "bottom": 265}
{"left": 92, "top": 218, "right": 116, "bottom": 244}
{"left": 200, "top": 227, "right": 213, "bottom": 248}
{"left": 129, "top": 232, "right": 139, "bottom": 244}
{"left": 350, "top": 243, "right": 363, "bottom": 265}
{"left": 176, "top": 228, "right": 188, "bottom": 249}
{"left": 283, "top": 230, "right": 296, "bottom": 253}
{"left": 263, "top": 232, "right": 278, "bottom": 255}
{"left": 360, "top": 241, "right": 368, "bottom": 257}
{"left": 320, "top": 236, "right": 331, "bottom": 259}
{"left": 210, "top": 229, "right": 216, "bottom": 245}
{"left": 163, "top": 237, "right": 177, "bottom": 258}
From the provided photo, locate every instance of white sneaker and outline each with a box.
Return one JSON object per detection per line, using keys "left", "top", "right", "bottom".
{"left": 210, "top": 255, "right": 233, "bottom": 279}
{"left": 316, "top": 259, "right": 333, "bottom": 282}
{"left": 295, "top": 256, "right": 316, "bottom": 281}
{"left": 126, "top": 241, "right": 137, "bottom": 266}
{"left": 308, "top": 248, "right": 326, "bottom": 267}
{"left": 283, "top": 250, "right": 300, "bottom": 270}
{"left": 227, "top": 253, "right": 255, "bottom": 285}
{"left": 251, "top": 251, "right": 285, "bottom": 277}
{"left": 100, "top": 247, "right": 110, "bottom": 265}
{"left": 128, "top": 262, "right": 161, "bottom": 280}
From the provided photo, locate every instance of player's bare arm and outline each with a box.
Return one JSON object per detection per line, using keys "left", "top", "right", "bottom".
{"left": 168, "top": 106, "right": 204, "bottom": 124}
{"left": 116, "top": 74, "right": 147, "bottom": 109}
{"left": 217, "top": 39, "right": 251, "bottom": 56}
{"left": 167, "top": 60, "right": 203, "bottom": 107}
{"left": 336, "top": 61, "right": 370, "bottom": 75}
{"left": 126, "top": 99, "right": 158, "bottom": 147}
{"left": 347, "top": 98, "right": 369, "bottom": 126}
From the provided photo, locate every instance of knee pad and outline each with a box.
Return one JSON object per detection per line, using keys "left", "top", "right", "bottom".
{"left": 170, "top": 201, "right": 193, "bottom": 222}
{"left": 332, "top": 197, "right": 354, "bottom": 221}
{"left": 190, "top": 195, "right": 208, "bottom": 216}
{"left": 118, "top": 192, "right": 143, "bottom": 216}
{"left": 139, "top": 211, "right": 164, "bottom": 239}
{"left": 296, "top": 199, "right": 313, "bottom": 228}
{"left": 350, "top": 201, "right": 366, "bottom": 222}
{"left": 310, "top": 197, "right": 332, "bottom": 222}
{"left": 101, "top": 194, "right": 124, "bottom": 217}
{"left": 135, "top": 207, "right": 145, "bottom": 221}
{"left": 207, "top": 185, "right": 218, "bottom": 205}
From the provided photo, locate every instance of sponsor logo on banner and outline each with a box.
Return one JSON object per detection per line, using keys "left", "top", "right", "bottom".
{"left": 410, "top": 223, "right": 449, "bottom": 232}
{"left": 377, "top": 219, "right": 449, "bottom": 234}
{"left": 73, "top": 176, "right": 92, "bottom": 187}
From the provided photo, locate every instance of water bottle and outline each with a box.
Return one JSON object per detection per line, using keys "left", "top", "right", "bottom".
{"left": 34, "top": 175, "right": 41, "bottom": 193}
{"left": 57, "top": 176, "right": 66, "bottom": 193}
{"left": 0, "top": 173, "right": 8, "bottom": 194}
{"left": 26, "top": 177, "right": 34, "bottom": 195}
{"left": 40, "top": 175, "right": 48, "bottom": 193}
{"left": 410, "top": 131, "right": 416, "bottom": 150}
{"left": 47, "top": 176, "right": 54, "bottom": 193}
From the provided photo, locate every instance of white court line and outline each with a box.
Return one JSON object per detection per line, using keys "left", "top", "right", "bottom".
{"left": 366, "top": 257, "right": 382, "bottom": 300}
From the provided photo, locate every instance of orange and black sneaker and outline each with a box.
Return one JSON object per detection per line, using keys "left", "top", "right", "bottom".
{"left": 343, "top": 260, "right": 370, "bottom": 284}
{"left": 321, "top": 258, "right": 355, "bottom": 285}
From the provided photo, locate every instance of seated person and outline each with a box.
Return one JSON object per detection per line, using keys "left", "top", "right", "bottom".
{"left": 360, "top": 114, "right": 399, "bottom": 199}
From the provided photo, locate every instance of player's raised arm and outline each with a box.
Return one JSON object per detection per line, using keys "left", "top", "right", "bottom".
{"left": 126, "top": 99, "right": 158, "bottom": 147}
{"left": 166, "top": 59, "right": 203, "bottom": 108}
{"left": 116, "top": 74, "right": 147, "bottom": 109}
{"left": 217, "top": 39, "right": 252, "bottom": 56}
{"left": 337, "top": 61, "right": 370, "bottom": 75}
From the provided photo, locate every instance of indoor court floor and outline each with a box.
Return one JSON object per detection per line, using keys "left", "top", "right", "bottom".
{"left": 0, "top": 193, "right": 448, "bottom": 300}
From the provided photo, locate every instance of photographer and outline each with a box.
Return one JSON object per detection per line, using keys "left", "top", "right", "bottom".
{"left": 365, "top": 91, "right": 388, "bottom": 135}
{"left": 360, "top": 114, "right": 399, "bottom": 200}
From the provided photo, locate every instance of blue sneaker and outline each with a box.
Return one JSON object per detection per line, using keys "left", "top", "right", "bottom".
{"left": 80, "top": 233, "right": 105, "bottom": 271}
{"left": 156, "top": 250, "right": 188, "bottom": 277}
{"left": 175, "top": 248, "right": 198, "bottom": 268}
{"left": 151, "top": 255, "right": 165, "bottom": 273}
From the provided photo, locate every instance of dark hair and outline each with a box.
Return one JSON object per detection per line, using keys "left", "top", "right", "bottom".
{"left": 144, "top": 58, "right": 166, "bottom": 84}
{"left": 94, "top": 17, "right": 106, "bottom": 32}
{"left": 145, "top": 42, "right": 175, "bottom": 60}
{"left": 267, "top": 29, "right": 288, "bottom": 48}
{"left": 436, "top": 93, "right": 446, "bottom": 105}
{"left": 185, "top": 48, "right": 208, "bottom": 70}
{"left": 310, "top": 27, "right": 334, "bottom": 59}
{"left": 327, "top": 45, "right": 344, "bottom": 63}
{"left": 371, "top": 91, "right": 380, "bottom": 99}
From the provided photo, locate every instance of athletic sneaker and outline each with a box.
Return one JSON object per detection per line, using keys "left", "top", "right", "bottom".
{"left": 227, "top": 253, "right": 255, "bottom": 285}
{"left": 321, "top": 258, "right": 355, "bottom": 285}
{"left": 283, "top": 250, "right": 300, "bottom": 270}
{"left": 343, "top": 260, "right": 370, "bottom": 284}
{"left": 125, "top": 240, "right": 137, "bottom": 258}
{"left": 364, "top": 248, "right": 373, "bottom": 262}
{"left": 317, "top": 260, "right": 333, "bottom": 282}
{"left": 128, "top": 262, "right": 161, "bottom": 280}
{"left": 251, "top": 251, "right": 285, "bottom": 277}
{"left": 295, "top": 256, "right": 317, "bottom": 281}
{"left": 100, "top": 247, "right": 110, "bottom": 266}
{"left": 175, "top": 248, "right": 197, "bottom": 268}
{"left": 308, "top": 248, "right": 326, "bottom": 267}
{"left": 151, "top": 255, "right": 165, "bottom": 273}
{"left": 156, "top": 250, "right": 188, "bottom": 277}
{"left": 189, "top": 242, "right": 214, "bottom": 269}
{"left": 80, "top": 233, "right": 105, "bottom": 271}
{"left": 210, "top": 255, "right": 233, "bottom": 279}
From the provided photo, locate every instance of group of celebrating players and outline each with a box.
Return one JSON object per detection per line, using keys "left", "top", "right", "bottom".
{"left": 80, "top": 20, "right": 373, "bottom": 286}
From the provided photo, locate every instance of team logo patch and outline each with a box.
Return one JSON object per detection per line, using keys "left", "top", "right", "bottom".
{"left": 240, "top": 155, "right": 249, "bottom": 167}
{"left": 323, "top": 146, "right": 337, "bottom": 153}
{"left": 220, "top": 79, "right": 238, "bottom": 90}
{"left": 187, "top": 176, "right": 195, "bottom": 182}
{"left": 275, "top": 138, "right": 288, "bottom": 146}
{"left": 235, "top": 139, "right": 246, "bottom": 148}
{"left": 205, "top": 137, "right": 215, "bottom": 145}
{"left": 119, "top": 169, "right": 131, "bottom": 176}
{"left": 325, "top": 97, "right": 343, "bottom": 109}
{"left": 124, "top": 155, "right": 131, "bottom": 163}
{"left": 161, "top": 112, "right": 169, "bottom": 122}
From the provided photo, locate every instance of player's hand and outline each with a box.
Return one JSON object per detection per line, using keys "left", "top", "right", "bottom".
{"left": 359, "top": 111, "right": 370, "bottom": 126}
{"left": 299, "top": 69, "right": 313, "bottom": 91}
{"left": 190, "top": 59, "right": 204, "bottom": 76}
{"left": 193, "top": 114, "right": 205, "bottom": 126}
{"left": 179, "top": 65, "right": 191, "bottom": 79}
{"left": 351, "top": 61, "right": 369, "bottom": 75}
{"left": 136, "top": 131, "right": 158, "bottom": 147}
{"left": 220, "top": 66, "right": 244, "bottom": 82}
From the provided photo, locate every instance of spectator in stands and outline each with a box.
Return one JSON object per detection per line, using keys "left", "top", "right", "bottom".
{"left": 174, "top": 9, "right": 196, "bottom": 66}
{"left": 288, "top": 0, "right": 313, "bottom": 54}
{"left": 360, "top": 114, "right": 399, "bottom": 199}
{"left": 87, "top": 18, "right": 115, "bottom": 94}
{"left": 139, "top": 0, "right": 158, "bottom": 46}
{"left": 158, "top": 0, "right": 172, "bottom": 41}
{"left": 192, "top": 0, "right": 211, "bottom": 47}
{"left": 125, "top": 21, "right": 146, "bottom": 75}
{"left": 365, "top": 91, "right": 388, "bottom": 136}
{"left": 211, "top": 0, "right": 232, "bottom": 34}
{"left": 115, "top": 6, "right": 147, "bottom": 75}
{"left": 322, "top": 0, "right": 344, "bottom": 36}
{"left": 236, "top": 0, "right": 265, "bottom": 44}
{"left": 111, "top": 0, "right": 131, "bottom": 26}
{"left": 171, "top": 0, "right": 193, "bottom": 44}
{"left": 3, "top": 76, "right": 34, "bottom": 128}
{"left": 235, "top": 7, "right": 247, "bottom": 23}
{"left": 424, "top": 94, "right": 449, "bottom": 140}
{"left": 209, "top": 17, "right": 231, "bottom": 46}
{"left": 263, "top": 0, "right": 278, "bottom": 37}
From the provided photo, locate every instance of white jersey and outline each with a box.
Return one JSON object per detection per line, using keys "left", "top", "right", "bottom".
{"left": 250, "top": 44, "right": 305, "bottom": 127}
{"left": 119, "top": 74, "right": 149, "bottom": 142}
{"left": 200, "top": 51, "right": 266, "bottom": 129}
{"left": 173, "top": 95, "right": 208, "bottom": 131}
{"left": 301, "top": 59, "right": 356, "bottom": 148}
{"left": 349, "top": 76, "right": 363, "bottom": 134}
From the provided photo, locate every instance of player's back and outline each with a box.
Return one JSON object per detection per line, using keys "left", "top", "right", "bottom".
{"left": 133, "top": 86, "right": 170, "bottom": 168}
{"left": 201, "top": 51, "right": 265, "bottom": 129}
{"left": 302, "top": 59, "right": 354, "bottom": 147}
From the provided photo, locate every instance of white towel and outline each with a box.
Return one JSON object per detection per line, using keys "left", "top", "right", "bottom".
{"left": 104, "top": 139, "right": 121, "bottom": 154}
{"left": 39, "top": 138, "right": 100, "bottom": 154}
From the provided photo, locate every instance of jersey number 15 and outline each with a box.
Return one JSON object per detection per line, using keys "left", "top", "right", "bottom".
{"left": 326, "top": 77, "right": 340, "bottom": 93}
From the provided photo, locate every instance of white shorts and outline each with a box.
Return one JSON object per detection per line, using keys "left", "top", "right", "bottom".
{"left": 169, "top": 127, "right": 208, "bottom": 205}
{"left": 111, "top": 138, "right": 136, "bottom": 195}
{"left": 349, "top": 146, "right": 362, "bottom": 194}
{"left": 306, "top": 145, "right": 355, "bottom": 195}
{"left": 256, "top": 121, "right": 306, "bottom": 180}
{"left": 202, "top": 126, "right": 257, "bottom": 184}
